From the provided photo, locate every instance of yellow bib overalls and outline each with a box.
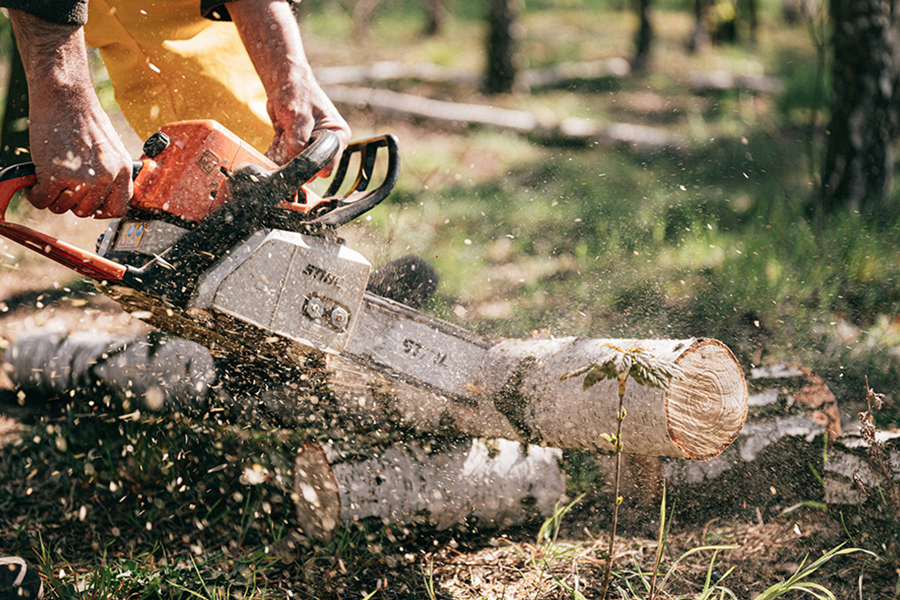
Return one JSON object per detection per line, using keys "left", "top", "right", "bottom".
{"left": 84, "top": 0, "right": 273, "bottom": 153}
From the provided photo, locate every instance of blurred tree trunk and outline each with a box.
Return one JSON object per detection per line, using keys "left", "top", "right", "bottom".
{"left": 632, "top": 0, "right": 653, "bottom": 71}
{"left": 0, "top": 32, "right": 30, "bottom": 164}
{"left": 484, "top": 0, "right": 519, "bottom": 94}
{"left": 782, "top": 0, "right": 808, "bottom": 23}
{"left": 745, "top": 0, "right": 758, "bottom": 42}
{"left": 423, "top": 0, "right": 446, "bottom": 36}
{"left": 689, "top": 0, "right": 712, "bottom": 52}
{"left": 352, "top": 0, "right": 381, "bottom": 40}
{"left": 820, "top": 0, "right": 895, "bottom": 214}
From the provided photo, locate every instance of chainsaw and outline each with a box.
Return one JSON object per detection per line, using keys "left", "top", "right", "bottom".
{"left": 0, "top": 120, "right": 750, "bottom": 461}
{"left": 0, "top": 120, "right": 490, "bottom": 404}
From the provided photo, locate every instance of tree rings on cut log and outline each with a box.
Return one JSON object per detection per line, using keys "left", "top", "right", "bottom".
{"left": 665, "top": 339, "right": 749, "bottom": 460}
{"left": 479, "top": 337, "right": 747, "bottom": 460}
{"left": 292, "top": 438, "right": 566, "bottom": 543}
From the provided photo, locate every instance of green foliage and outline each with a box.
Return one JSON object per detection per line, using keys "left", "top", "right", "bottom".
{"left": 752, "top": 544, "right": 874, "bottom": 600}
{"left": 561, "top": 345, "right": 685, "bottom": 391}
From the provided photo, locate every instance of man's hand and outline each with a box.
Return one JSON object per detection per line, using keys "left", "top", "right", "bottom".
{"left": 9, "top": 10, "right": 133, "bottom": 218}
{"left": 229, "top": 0, "right": 351, "bottom": 174}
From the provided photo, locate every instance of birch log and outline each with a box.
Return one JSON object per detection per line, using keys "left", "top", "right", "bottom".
{"left": 323, "top": 337, "right": 747, "bottom": 460}
{"left": 292, "top": 438, "right": 566, "bottom": 542}
{"left": 4, "top": 331, "right": 747, "bottom": 459}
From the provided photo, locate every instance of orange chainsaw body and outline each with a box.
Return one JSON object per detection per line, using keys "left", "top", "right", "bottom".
{"left": 133, "top": 120, "right": 328, "bottom": 222}
{"left": 0, "top": 120, "right": 398, "bottom": 290}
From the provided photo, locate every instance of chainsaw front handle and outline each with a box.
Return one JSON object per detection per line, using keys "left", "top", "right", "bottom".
{"left": 228, "top": 129, "right": 340, "bottom": 208}
{"left": 0, "top": 161, "right": 145, "bottom": 282}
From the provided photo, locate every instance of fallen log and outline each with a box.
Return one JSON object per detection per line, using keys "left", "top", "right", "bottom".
{"left": 687, "top": 71, "right": 784, "bottom": 95}
{"left": 324, "top": 85, "right": 540, "bottom": 133}
{"left": 293, "top": 438, "right": 566, "bottom": 542}
{"left": 316, "top": 61, "right": 477, "bottom": 87}
{"left": 5, "top": 330, "right": 748, "bottom": 460}
{"left": 324, "top": 85, "right": 684, "bottom": 150}
{"left": 315, "top": 58, "right": 631, "bottom": 90}
{"left": 824, "top": 430, "right": 900, "bottom": 506}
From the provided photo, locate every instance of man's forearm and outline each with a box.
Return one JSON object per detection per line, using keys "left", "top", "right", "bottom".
{"left": 226, "top": 0, "right": 350, "bottom": 166}
{"left": 228, "top": 0, "right": 312, "bottom": 97}
{"left": 6, "top": 9, "right": 134, "bottom": 218}
{"left": 9, "top": 9, "right": 96, "bottom": 104}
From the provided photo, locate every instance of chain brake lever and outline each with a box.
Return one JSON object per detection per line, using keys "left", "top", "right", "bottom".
{"left": 310, "top": 134, "right": 399, "bottom": 228}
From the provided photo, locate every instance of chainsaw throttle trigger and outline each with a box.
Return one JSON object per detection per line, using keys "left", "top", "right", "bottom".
{"left": 313, "top": 134, "right": 400, "bottom": 228}
{"left": 0, "top": 160, "right": 144, "bottom": 282}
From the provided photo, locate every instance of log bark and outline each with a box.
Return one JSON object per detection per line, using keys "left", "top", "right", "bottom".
{"left": 293, "top": 438, "right": 566, "bottom": 542}
{"left": 824, "top": 431, "right": 900, "bottom": 506}
{"left": 4, "top": 331, "right": 747, "bottom": 459}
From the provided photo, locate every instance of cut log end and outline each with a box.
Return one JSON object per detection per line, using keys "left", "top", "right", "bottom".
{"left": 667, "top": 339, "right": 748, "bottom": 460}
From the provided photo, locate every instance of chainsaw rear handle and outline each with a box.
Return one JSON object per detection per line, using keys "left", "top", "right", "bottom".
{"left": 0, "top": 160, "right": 144, "bottom": 282}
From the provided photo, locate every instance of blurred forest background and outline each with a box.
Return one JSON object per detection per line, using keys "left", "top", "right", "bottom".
{"left": 2, "top": 0, "right": 900, "bottom": 597}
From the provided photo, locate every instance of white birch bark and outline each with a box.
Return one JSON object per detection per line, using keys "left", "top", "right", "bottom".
{"left": 292, "top": 438, "right": 566, "bottom": 542}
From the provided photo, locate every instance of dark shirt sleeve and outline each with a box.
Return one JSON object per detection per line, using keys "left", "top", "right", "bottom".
{"left": 0, "top": 0, "right": 88, "bottom": 24}
{"left": 201, "top": 0, "right": 298, "bottom": 21}
{"left": 201, "top": 0, "right": 233, "bottom": 21}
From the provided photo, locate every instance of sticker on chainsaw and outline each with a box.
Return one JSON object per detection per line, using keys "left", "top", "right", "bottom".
{"left": 115, "top": 222, "right": 146, "bottom": 250}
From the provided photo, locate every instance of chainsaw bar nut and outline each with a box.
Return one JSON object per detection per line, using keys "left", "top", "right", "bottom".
{"left": 305, "top": 296, "right": 325, "bottom": 320}
{"left": 330, "top": 307, "right": 350, "bottom": 329}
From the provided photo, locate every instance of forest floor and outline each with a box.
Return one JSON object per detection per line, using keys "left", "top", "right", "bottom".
{"left": 0, "top": 156, "right": 891, "bottom": 599}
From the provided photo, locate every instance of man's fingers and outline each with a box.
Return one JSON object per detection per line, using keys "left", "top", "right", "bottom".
{"left": 91, "top": 175, "right": 132, "bottom": 218}
{"left": 48, "top": 188, "right": 83, "bottom": 214}
{"left": 23, "top": 181, "right": 58, "bottom": 210}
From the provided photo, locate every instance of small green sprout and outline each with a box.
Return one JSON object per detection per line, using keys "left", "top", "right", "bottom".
{"left": 562, "top": 344, "right": 684, "bottom": 600}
